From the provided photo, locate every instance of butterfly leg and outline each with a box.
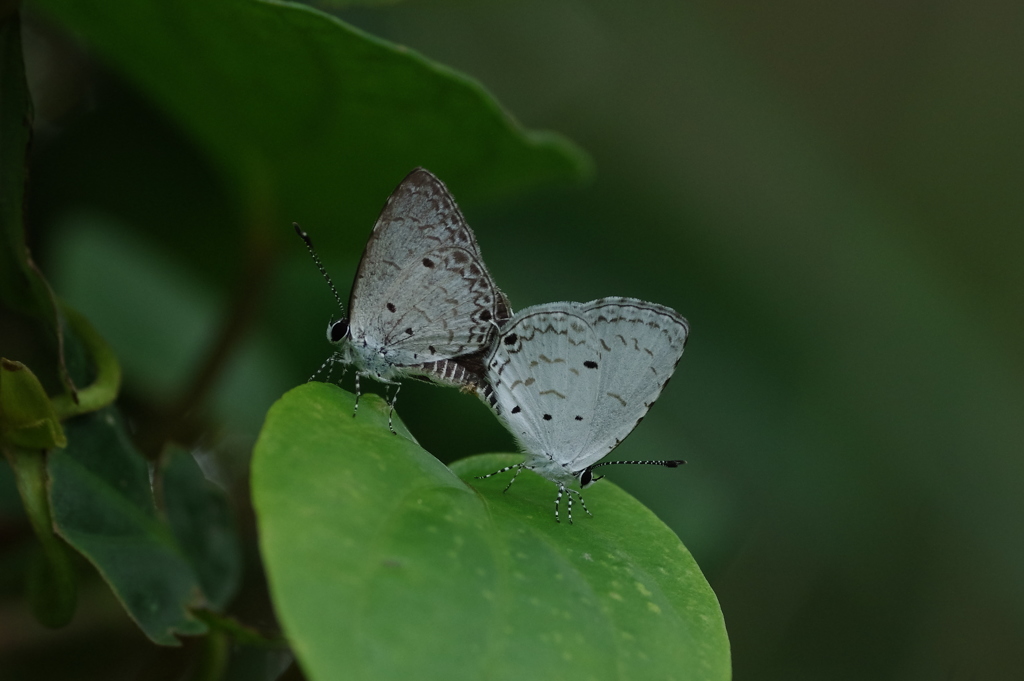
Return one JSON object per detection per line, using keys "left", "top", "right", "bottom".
{"left": 569, "top": 488, "right": 594, "bottom": 518}
{"left": 501, "top": 464, "right": 524, "bottom": 493}
{"left": 554, "top": 484, "right": 566, "bottom": 524}
{"left": 474, "top": 464, "right": 524, "bottom": 493}
{"left": 353, "top": 373, "right": 362, "bottom": 417}
{"left": 309, "top": 354, "right": 337, "bottom": 383}
{"left": 386, "top": 383, "right": 402, "bottom": 435}
{"left": 324, "top": 356, "right": 348, "bottom": 388}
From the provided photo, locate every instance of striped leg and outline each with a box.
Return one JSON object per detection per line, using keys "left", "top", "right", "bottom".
{"left": 569, "top": 488, "right": 593, "bottom": 519}
{"left": 325, "top": 358, "right": 348, "bottom": 388}
{"left": 386, "top": 383, "right": 402, "bottom": 435}
{"left": 500, "top": 465, "right": 524, "bottom": 493}
{"left": 309, "top": 353, "right": 341, "bottom": 383}
{"left": 561, "top": 488, "right": 593, "bottom": 525}
{"left": 475, "top": 463, "right": 525, "bottom": 494}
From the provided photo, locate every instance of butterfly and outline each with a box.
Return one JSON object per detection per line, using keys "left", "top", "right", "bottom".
{"left": 476, "top": 297, "right": 689, "bottom": 522}
{"left": 296, "top": 168, "right": 511, "bottom": 431}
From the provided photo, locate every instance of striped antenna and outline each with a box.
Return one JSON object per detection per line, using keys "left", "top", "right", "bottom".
{"left": 585, "top": 459, "right": 686, "bottom": 485}
{"left": 293, "top": 222, "right": 345, "bottom": 313}
{"left": 590, "top": 459, "right": 686, "bottom": 470}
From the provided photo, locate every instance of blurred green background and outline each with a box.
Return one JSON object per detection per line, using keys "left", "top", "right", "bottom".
{"left": 4, "top": 0, "right": 1023, "bottom": 678}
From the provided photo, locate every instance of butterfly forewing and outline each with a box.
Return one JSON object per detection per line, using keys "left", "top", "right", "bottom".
{"left": 376, "top": 245, "right": 508, "bottom": 363}
{"left": 348, "top": 168, "right": 511, "bottom": 368}
{"left": 487, "top": 306, "right": 603, "bottom": 463}
{"left": 566, "top": 298, "right": 689, "bottom": 470}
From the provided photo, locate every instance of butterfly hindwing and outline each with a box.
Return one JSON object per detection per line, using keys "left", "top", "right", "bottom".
{"left": 483, "top": 298, "right": 688, "bottom": 474}
{"left": 568, "top": 298, "right": 689, "bottom": 471}
{"left": 486, "top": 305, "right": 604, "bottom": 465}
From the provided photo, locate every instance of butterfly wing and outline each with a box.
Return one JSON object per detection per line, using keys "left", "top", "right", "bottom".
{"left": 348, "top": 168, "right": 511, "bottom": 368}
{"left": 566, "top": 297, "right": 689, "bottom": 471}
{"left": 484, "top": 303, "right": 604, "bottom": 468}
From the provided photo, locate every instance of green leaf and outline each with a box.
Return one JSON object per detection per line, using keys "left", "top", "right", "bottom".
{"left": 253, "top": 383, "right": 730, "bottom": 681}
{"left": 48, "top": 407, "right": 208, "bottom": 645}
{"left": 29, "top": 0, "right": 591, "bottom": 253}
{"left": 159, "top": 446, "right": 243, "bottom": 611}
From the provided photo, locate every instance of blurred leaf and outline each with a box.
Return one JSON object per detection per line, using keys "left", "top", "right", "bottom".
{"left": 159, "top": 446, "right": 243, "bottom": 611}
{"left": 48, "top": 407, "right": 208, "bottom": 645}
{"left": 0, "top": 358, "right": 66, "bottom": 449}
{"left": 29, "top": 0, "right": 591, "bottom": 255}
{"left": 311, "top": 1, "right": 404, "bottom": 9}
{"left": 253, "top": 383, "right": 729, "bottom": 681}
{"left": 48, "top": 214, "right": 228, "bottom": 399}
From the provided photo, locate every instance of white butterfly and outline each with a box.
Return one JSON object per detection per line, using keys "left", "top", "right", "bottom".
{"left": 296, "top": 168, "right": 511, "bottom": 430}
{"left": 476, "top": 297, "right": 689, "bottom": 522}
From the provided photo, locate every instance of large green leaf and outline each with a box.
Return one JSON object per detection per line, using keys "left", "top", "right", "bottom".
{"left": 253, "top": 383, "right": 730, "bottom": 681}
{"left": 29, "top": 0, "right": 590, "bottom": 254}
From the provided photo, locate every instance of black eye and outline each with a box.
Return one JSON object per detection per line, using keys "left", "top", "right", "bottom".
{"left": 579, "top": 468, "right": 593, "bottom": 487}
{"left": 329, "top": 319, "right": 349, "bottom": 343}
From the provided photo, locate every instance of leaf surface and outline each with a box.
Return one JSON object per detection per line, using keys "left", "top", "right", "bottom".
{"left": 29, "top": 0, "right": 590, "bottom": 254}
{"left": 253, "top": 383, "right": 730, "bottom": 681}
{"left": 49, "top": 408, "right": 208, "bottom": 645}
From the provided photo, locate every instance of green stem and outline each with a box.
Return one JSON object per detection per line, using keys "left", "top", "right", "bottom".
{"left": 50, "top": 302, "right": 122, "bottom": 419}
{"left": 193, "top": 628, "right": 229, "bottom": 681}
{"left": 4, "top": 446, "right": 78, "bottom": 627}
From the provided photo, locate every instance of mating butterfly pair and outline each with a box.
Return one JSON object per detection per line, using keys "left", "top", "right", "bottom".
{"left": 297, "top": 169, "right": 688, "bottom": 523}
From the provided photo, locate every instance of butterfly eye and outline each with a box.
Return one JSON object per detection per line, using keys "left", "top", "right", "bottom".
{"left": 328, "top": 319, "right": 350, "bottom": 343}
{"left": 579, "top": 468, "right": 594, "bottom": 487}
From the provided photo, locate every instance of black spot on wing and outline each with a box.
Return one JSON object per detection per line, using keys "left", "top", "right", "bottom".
{"left": 583, "top": 360, "right": 598, "bottom": 369}
{"left": 542, "top": 414, "right": 552, "bottom": 421}
{"left": 387, "top": 302, "right": 396, "bottom": 313}
{"left": 503, "top": 333, "right": 518, "bottom": 346}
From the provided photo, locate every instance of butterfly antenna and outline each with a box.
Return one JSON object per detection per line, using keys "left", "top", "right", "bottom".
{"left": 590, "top": 459, "right": 686, "bottom": 469}
{"left": 293, "top": 222, "right": 346, "bottom": 314}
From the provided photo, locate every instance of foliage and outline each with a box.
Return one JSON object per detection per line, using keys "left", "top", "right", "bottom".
{"left": 254, "top": 384, "right": 728, "bottom": 681}
{"left": 0, "top": 0, "right": 725, "bottom": 679}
